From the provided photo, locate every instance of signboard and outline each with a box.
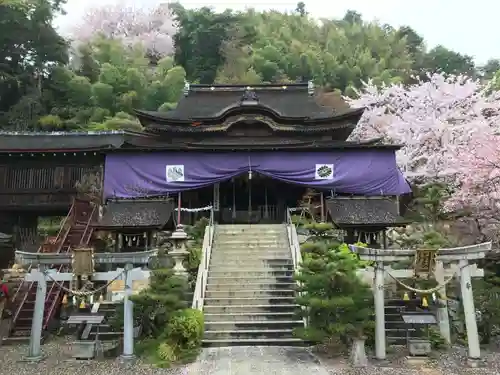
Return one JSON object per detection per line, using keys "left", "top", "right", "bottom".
{"left": 414, "top": 249, "right": 438, "bottom": 276}
{"left": 401, "top": 314, "right": 437, "bottom": 324}
{"left": 108, "top": 279, "right": 149, "bottom": 293}
{"left": 108, "top": 279, "right": 150, "bottom": 302}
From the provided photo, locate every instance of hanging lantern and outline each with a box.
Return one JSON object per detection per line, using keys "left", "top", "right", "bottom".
{"left": 403, "top": 292, "right": 410, "bottom": 301}
{"left": 421, "top": 296, "right": 429, "bottom": 308}
{"left": 99, "top": 294, "right": 104, "bottom": 302}
{"left": 62, "top": 294, "right": 68, "bottom": 305}
{"left": 79, "top": 299, "right": 86, "bottom": 309}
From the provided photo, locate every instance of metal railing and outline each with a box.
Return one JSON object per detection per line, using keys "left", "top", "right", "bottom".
{"left": 192, "top": 208, "right": 215, "bottom": 311}
{"left": 285, "top": 207, "right": 307, "bottom": 327}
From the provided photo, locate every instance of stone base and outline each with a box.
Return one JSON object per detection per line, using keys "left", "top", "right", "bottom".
{"left": 20, "top": 354, "right": 45, "bottom": 363}
{"left": 467, "top": 358, "right": 482, "bottom": 368}
{"left": 405, "top": 356, "right": 428, "bottom": 367}
{"left": 119, "top": 354, "right": 136, "bottom": 365}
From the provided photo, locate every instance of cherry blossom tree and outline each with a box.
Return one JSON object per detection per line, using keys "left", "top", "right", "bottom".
{"left": 71, "top": 2, "right": 177, "bottom": 58}
{"left": 347, "top": 72, "right": 500, "bottom": 228}
{"left": 346, "top": 73, "right": 500, "bottom": 185}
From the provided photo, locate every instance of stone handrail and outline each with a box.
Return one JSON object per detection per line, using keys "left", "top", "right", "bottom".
{"left": 192, "top": 209, "right": 215, "bottom": 311}
{"left": 285, "top": 208, "right": 307, "bottom": 327}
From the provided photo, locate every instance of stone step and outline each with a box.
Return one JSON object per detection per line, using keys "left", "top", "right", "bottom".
{"left": 204, "top": 319, "right": 304, "bottom": 331}
{"left": 204, "top": 312, "right": 298, "bottom": 322}
{"left": 203, "top": 304, "right": 299, "bottom": 314}
{"left": 206, "top": 282, "right": 296, "bottom": 291}
{"left": 205, "top": 289, "right": 295, "bottom": 298}
{"left": 216, "top": 232, "right": 287, "bottom": 239}
{"left": 215, "top": 238, "right": 287, "bottom": 244}
{"left": 204, "top": 297, "right": 296, "bottom": 306}
{"left": 217, "top": 224, "right": 284, "bottom": 231}
{"left": 210, "top": 250, "right": 291, "bottom": 257}
{"left": 204, "top": 329, "right": 295, "bottom": 341}
{"left": 210, "top": 258, "right": 293, "bottom": 267}
{"left": 214, "top": 242, "right": 289, "bottom": 249}
{"left": 208, "top": 269, "right": 294, "bottom": 278}
{"left": 387, "top": 337, "right": 406, "bottom": 345}
{"left": 202, "top": 337, "right": 304, "bottom": 347}
{"left": 207, "top": 275, "right": 294, "bottom": 285}
{"left": 209, "top": 265, "right": 293, "bottom": 273}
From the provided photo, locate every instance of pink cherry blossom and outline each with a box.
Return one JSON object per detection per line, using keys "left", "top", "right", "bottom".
{"left": 71, "top": 2, "right": 177, "bottom": 57}
{"left": 346, "top": 72, "right": 500, "bottom": 214}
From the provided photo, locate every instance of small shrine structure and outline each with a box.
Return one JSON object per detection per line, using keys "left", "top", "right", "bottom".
{"left": 350, "top": 242, "right": 492, "bottom": 366}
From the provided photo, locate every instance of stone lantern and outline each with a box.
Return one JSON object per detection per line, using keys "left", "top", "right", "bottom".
{"left": 168, "top": 225, "right": 189, "bottom": 276}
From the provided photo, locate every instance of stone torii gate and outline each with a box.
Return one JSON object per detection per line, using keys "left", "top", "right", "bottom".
{"left": 350, "top": 242, "right": 492, "bottom": 366}
{"left": 14, "top": 249, "right": 157, "bottom": 362}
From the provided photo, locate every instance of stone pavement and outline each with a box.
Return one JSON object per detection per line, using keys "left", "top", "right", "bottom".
{"left": 185, "top": 346, "right": 330, "bottom": 375}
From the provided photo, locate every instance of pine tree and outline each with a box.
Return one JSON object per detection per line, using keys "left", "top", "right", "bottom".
{"left": 294, "top": 223, "right": 374, "bottom": 347}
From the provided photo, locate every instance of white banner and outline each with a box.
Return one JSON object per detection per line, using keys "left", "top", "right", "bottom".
{"left": 166, "top": 165, "right": 185, "bottom": 182}
{"left": 315, "top": 164, "right": 334, "bottom": 180}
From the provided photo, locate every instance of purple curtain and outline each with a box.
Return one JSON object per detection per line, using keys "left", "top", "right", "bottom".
{"left": 104, "top": 151, "right": 411, "bottom": 199}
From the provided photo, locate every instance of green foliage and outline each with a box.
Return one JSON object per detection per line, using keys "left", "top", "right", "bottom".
{"left": 410, "top": 183, "right": 450, "bottom": 223}
{"left": 111, "top": 268, "right": 203, "bottom": 367}
{"left": 424, "top": 326, "right": 447, "bottom": 350}
{"left": 471, "top": 276, "right": 500, "bottom": 344}
{"left": 110, "top": 268, "right": 188, "bottom": 336}
{"left": 1, "top": 4, "right": 492, "bottom": 130}
{"left": 165, "top": 309, "right": 204, "bottom": 350}
{"left": 135, "top": 309, "right": 204, "bottom": 368}
{"left": 184, "top": 217, "right": 209, "bottom": 287}
{"left": 295, "top": 240, "right": 374, "bottom": 349}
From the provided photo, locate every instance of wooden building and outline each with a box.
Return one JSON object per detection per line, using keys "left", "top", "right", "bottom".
{"left": 0, "top": 82, "right": 411, "bottom": 253}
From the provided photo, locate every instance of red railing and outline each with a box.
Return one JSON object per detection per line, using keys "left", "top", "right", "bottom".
{"left": 42, "top": 203, "right": 97, "bottom": 329}
{"left": 10, "top": 201, "right": 76, "bottom": 327}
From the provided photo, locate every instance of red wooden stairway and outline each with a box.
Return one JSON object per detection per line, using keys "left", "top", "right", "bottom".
{"left": 7, "top": 198, "right": 97, "bottom": 341}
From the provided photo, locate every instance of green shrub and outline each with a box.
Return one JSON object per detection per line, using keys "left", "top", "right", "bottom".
{"left": 157, "top": 342, "right": 177, "bottom": 362}
{"left": 165, "top": 308, "right": 204, "bottom": 350}
{"left": 109, "top": 268, "right": 189, "bottom": 337}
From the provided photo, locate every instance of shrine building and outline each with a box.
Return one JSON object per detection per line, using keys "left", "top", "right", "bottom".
{"left": 0, "top": 81, "right": 412, "bottom": 344}
{"left": 0, "top": 82, "right": 410, "bottom": 255}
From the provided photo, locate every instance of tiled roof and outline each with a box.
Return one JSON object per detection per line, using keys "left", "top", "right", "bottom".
{"left": 94, "top": 200, "right": 173, "bottom": 229}
{"left": 134, "top": 86, "right": 362, "bottom": 124}
{"left": 326, "top": 197, "right": 409, "bottom": 227}
{"left": 0, "top": 131, "right": 130, "bottom": 152}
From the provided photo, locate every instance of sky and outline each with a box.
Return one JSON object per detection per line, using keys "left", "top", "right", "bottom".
{"left": 55, "top": 0, "right": 498, "bottom": 65}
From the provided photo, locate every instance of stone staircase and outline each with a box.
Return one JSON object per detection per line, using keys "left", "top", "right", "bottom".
{"left": 385, "top": 299, "right": 409, "bottom": 345}
{"left": 202, "top": 224, "right": 303, "bottom": 347}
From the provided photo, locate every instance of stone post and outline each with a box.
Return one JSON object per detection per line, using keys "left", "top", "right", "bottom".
{"left": 26, "top": 265, "right": 46, "bottom": 362}
{"left": 374, "top": 262, "right": 386, "bottom": 360}
{"left": 121, "top": 263, "right": 135, "bottom": 362}
{"left": 459, "top": 259, "right": 481, "bottom": 361}
{"left": 169, "top": 225, "right": 189, "bottom": 276}
{"left": 434, "top": 260, "right": 451, "bottom": 344}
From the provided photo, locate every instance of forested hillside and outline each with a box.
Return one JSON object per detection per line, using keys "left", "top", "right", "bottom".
{"left": 1, "top": 0, "right": 497, "bottom": 132}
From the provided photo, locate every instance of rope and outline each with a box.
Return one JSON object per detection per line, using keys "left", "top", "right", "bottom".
{"left": 174, "top": 205, "right": 213, "bottom": 212}
{"left": 377, "top": 264, "right": 465, "bottom": 294}
{"left": 44, "top": 269, "right": 125, "bottom": 297}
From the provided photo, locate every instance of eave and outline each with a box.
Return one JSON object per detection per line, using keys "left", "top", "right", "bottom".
{"left": 135, "top": 107, "right": 365, "bottom": 128}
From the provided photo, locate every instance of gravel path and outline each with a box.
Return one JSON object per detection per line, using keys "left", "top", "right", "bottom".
{"left": 1, "top": 341, "right": 500, "bottom": 375}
